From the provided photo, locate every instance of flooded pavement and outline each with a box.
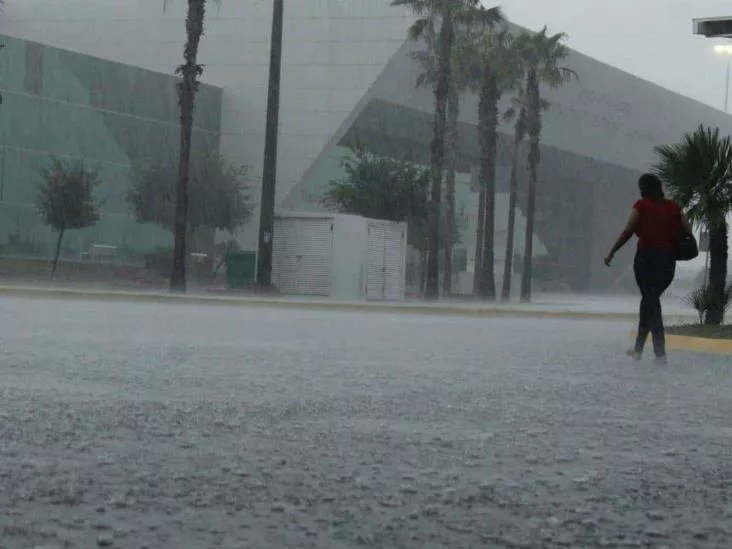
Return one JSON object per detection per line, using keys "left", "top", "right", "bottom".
{"left": 1, "top": 296, "right": 730, "bottom": 549}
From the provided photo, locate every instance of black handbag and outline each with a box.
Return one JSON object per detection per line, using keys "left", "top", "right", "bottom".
{"left": 675, "top": 226, "right": 699, "bottom": 261}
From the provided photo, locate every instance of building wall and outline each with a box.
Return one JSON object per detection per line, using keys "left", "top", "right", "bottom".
{"left": 1, "top": 0, "right": 416, "bottom": 250}
{"left": 0, "top": 33, "right": 222, "bottom": 262}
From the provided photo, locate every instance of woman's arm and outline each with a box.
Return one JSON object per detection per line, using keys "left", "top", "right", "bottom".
{"left": 604, "top": 208, "right": 640, "bottom": 266}
{"left": 681, "top": 211, "right": 693, "bottom": 234}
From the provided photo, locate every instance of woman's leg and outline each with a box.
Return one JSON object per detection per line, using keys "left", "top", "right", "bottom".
{"left": 633, "top": 252, "right": 651, "bottom": 354}
{"left": 649, "top": 254, "right": 676, "bottom": 358}
{"left": 647, "top": 293, "right": 665, "bottom": 357}
{"left": 635, "top": 298, "right": 651, "bottom": 354}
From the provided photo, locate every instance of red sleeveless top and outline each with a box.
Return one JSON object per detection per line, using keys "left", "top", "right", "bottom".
{"left": 633, "top": 198, "right": 682, "bottom": 251}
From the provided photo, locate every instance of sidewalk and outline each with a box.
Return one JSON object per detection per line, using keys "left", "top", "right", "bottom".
{"left": 0, "top": 283, "right": 699, "bottom": 323}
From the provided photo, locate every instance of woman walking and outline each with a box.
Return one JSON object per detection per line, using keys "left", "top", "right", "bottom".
{"left": 604, "top": 173, "right": 693, "bottom": 364}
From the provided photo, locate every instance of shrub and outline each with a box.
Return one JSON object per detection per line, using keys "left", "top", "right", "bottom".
{"left": 684, "top": 282, "right": 732, "bottom": 324}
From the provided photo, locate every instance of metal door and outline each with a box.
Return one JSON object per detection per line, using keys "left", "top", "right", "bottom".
{"left": 365, "top": 224, "right": 386, "bottom": 300}
{"left": 382, "top": 224, "right": 406, "bottom": 300}
{"left": 295, "top": 217, "right": 333, "bottom": 295}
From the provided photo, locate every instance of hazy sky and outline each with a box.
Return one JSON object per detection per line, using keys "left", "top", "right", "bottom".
{"left": 500, "top": 0, "right": 732, "bottom": 111}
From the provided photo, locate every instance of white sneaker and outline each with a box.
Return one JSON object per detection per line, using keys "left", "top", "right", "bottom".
{"left": 653, "top": 356, "right": 668, "bottom": 366}
{"left": 626, "top": 348, "right": 642, "bottom": 361}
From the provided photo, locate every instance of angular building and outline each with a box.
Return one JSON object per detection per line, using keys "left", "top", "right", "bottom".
{"left": 2, "top": 0, "right": 729, "bottom": 292}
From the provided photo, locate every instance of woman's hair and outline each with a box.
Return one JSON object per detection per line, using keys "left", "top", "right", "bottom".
{"left": 638, "top": 173, "right": 665, "bottom": 200}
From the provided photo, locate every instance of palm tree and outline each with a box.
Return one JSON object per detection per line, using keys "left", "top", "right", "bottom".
{"left": 471, "top": 23, "right": 515, "bottom": 300}
{"left": 0, "top": 44, "right": 4, "bottom": 105}
{"left": 654, "top": 125, "right": 732, "bottom": 325}
{"left": 412, "top": 22, "right": 486, "bottom": 297}
{"left": 443, "top": 59, "right": 459, "bottom": 297}
{"left": 394, "top": 0, "right": 456, "bottom": 300}
{"left": 501, "top": 74, "right": 549, "bottom": 301}
{"left": 394, "top": 0, "right": 501, "bottom": 300}
{"left": 518, "top": 28, "right": 576, "bottom": 302}
{"left": 164, "top": 0, "right": 221, "bottom": 293}
{"left": 501, "top": 80, "right": 527, "bottom": 301}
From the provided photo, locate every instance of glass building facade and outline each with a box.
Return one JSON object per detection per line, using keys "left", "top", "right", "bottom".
{"left": 0, "top": 34, "right": 222, "bottom": 264}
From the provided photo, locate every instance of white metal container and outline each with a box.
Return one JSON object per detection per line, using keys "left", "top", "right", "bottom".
{"left": 272, "top": 212, "right": 407, "bottom": 301}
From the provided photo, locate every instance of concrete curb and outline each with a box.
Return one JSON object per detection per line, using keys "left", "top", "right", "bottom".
{"left": 630, "top": 331, "right": 732, "bottom": 356}
{"left": 0, "top": 285, "right": 694, "bottom": 323}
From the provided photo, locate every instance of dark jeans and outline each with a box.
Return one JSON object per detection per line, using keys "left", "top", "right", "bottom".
{"left": 633, "top": 249, "right": 676, "bottom": 357}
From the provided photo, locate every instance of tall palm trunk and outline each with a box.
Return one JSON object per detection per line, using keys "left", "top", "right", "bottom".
{"left": 521, "top": 69, "right": 540, "bottom": 302}
{"left": 51, "top": 227, "right": 65, "bottom": 279}
{"left": 420, "top": 248, "right": 428, "bottom": 295}
{"left": 424, "top": 10, "right": 454, "bottom": 301}
{"left": 477, "top": 73, "right": 499, "bottom": 300}
{"left": 443, "top": 78, "right": 460, "bottom": 297}
{"left": 472, "top": 180, "right": 485, "bottom": 296}
{"left": 501, "top": 114, "right": 524, "bottom": 301}
{"left": 171, "top": 0, "right": 206, "bottom": 293}
{"left": 706, "top": 221, "right": 729, "bottom": 325}
{"left": 521, "top": 139, "right": 538, "bottom": 302}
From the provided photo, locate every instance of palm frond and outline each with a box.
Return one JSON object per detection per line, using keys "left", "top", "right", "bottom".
{"left": 653, "top": 124, "right": 732, "bottom": 229}
{"left": 558, "top": 66, "right": 578, "bottom": 82}
{"left": 455, "top": 5, "right": 504, "bottom": 29}
{"left": 503, "top": 107, "right": 517, "bottom": 122}
{"left": 542, "top": 66, "right": 577, "bottom": 89}
{"left": 391, "top": 0, "right": 430, "bottom": 16}
{"left": 416, "top": 71, "right": 432, "bottom": 88}
{"left": 511, "top": 27, "right": 576, "bottom": 92}
{"left": 411, "top": 4, "right": 506, "bottom": 94}
{"left": 464, "top": 25, "right": 522, "bottom": 94}
{"left": 410, "top": 47, "right": 438, "bottom": 88}
{"left": 407, "top": 16, "right": 433, "bottom": 41}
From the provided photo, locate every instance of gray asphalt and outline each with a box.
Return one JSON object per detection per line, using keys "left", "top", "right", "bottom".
{"left": 1, "top": 296, "right": 731, "bottom": 549}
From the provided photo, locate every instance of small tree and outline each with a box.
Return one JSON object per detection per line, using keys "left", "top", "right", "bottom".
{"left": 36, "top": 158, "right": 101, "bottom": 278}
{"left": 323, "top": 144, "right": 430, "bottom": 229}
{"left": 128, "top": 152, "right": 253, "bottom": 239}
{"left": 323, "top": 144, "right": 462, "bottom": 294}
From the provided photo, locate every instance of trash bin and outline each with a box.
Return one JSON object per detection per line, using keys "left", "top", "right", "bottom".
{"left": 225, "top": 251, "right": 256, "bottom": 289}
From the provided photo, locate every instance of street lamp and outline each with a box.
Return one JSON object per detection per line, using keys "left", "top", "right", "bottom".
{"left": 708, "top": 44, "right": 732, "bottom": 287}
{"left": 693, "top": 16, "right": 732, "bottom": 38}
{"left": 694, "top": 17, "right": 732, "bottom": 289}
{"left": 714, "top": 43, "right": 732, "bottom": 112}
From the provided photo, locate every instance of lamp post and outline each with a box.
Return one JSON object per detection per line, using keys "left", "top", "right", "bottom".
{"left": 695, "top": 17, "right": 732, "bottom": 291}
{"left": 701, "top": 43, "right": 732, "bottom": 288}
{"left": 714, "top": 43, "right": 732, "bottom": 112}
{"left": 256, "top": 0, "right": 284, "bottom": 290}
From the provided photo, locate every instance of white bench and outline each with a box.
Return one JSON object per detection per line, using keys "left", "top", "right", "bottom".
{"left": 89, "top": 244, "right": 117, "bottom": 263}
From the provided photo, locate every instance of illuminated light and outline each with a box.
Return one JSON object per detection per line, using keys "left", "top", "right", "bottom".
{"left": 714, "top": 44, "right": 732, "bottom": 54}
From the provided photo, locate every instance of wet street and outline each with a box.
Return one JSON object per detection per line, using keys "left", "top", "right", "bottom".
{"left": 1, "top": 296, "right": 731, "bottom": 549}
